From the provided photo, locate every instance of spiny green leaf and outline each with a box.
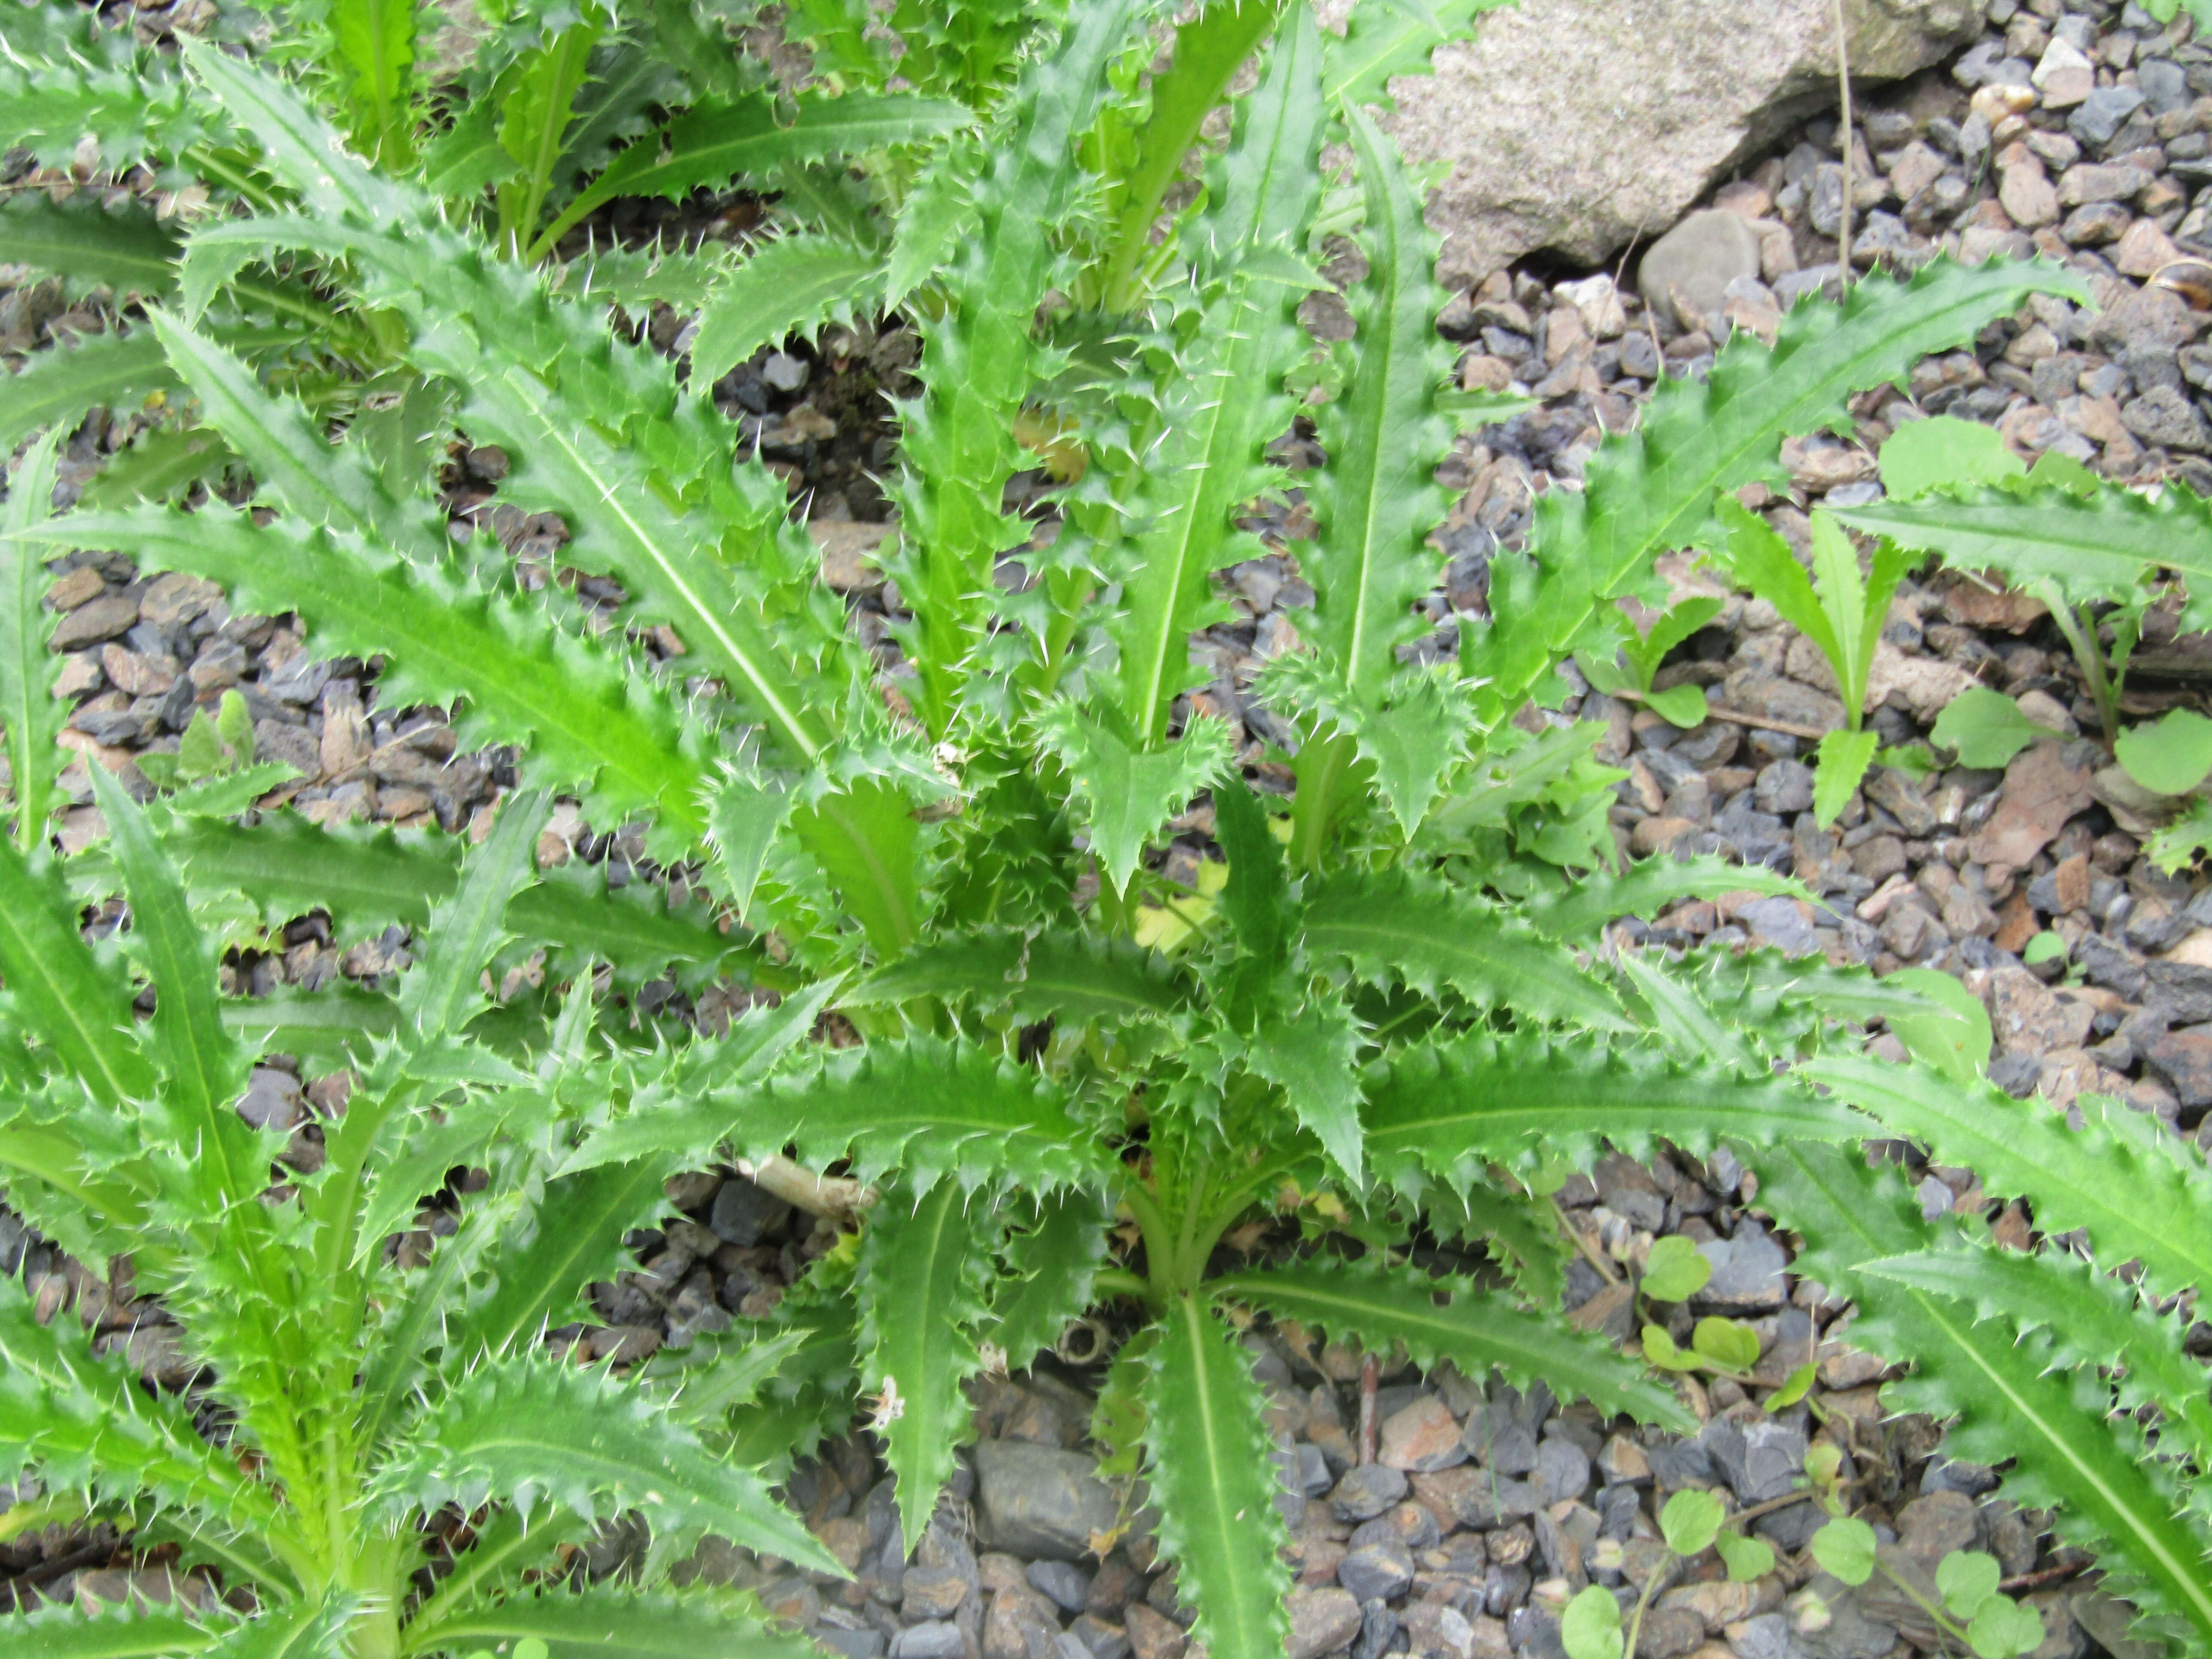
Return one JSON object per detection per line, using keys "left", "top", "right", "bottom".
{"left": 1362, "top": 1032, "right": 1863, "bottom": 1197}
{"left": 886, "top": 0, "right": 1151, "bottom": 731}
{"left": 134, "top": 814, "right": 739, "bottom": 988}
{"left": 86, "top": 767, "right": 255, "bottom": 1190}
{"left": 145, "top": 310, "right": 428, "bottom": 554}
{"left": 1216, "top": 1256, "right": 1690, "bottom": 1430}
{"left": 559, "top": 243, "right": 741, "bottom": 311}
{"left": 1246, "top": 996, "right": 1367, "bottom": 1183}
{"left": 988, "top": 1189, "right": 1112, "bottom": 1374}
{"left": 851, "top": 928, "right": 1189, "bottom": 1024}
{"left": 1464, "top": 258, "right": 2088, "bottom": 721}
{"left": 372, "top": 1354, "right": 843, "bottom": 1575}
{"left": 1801, "top": 1055, "right": 2212, "bottom": 1302}
{"left": 0, "top": 1269, "right": 283, "bottom": 1540}
{"left": 0, "top": 842, "right": 155, "bottom": 1168}
{"left": 1833, "top": 476, "right": 2212, "bottom": 633}
{"left": 1423, "top": 1184, "right": 1570, "bottom": 1310}
{"left": 399, "top": 787, "right": 553, "bottom": 1046}
{"left": 0, "top": 194, "right": 179, "bottom": 297}
{"left": 575, "top": 1035, "right": 1096, "bottom": 1194}
{"left": 1759, "top": 1140, "right": 2212, "bottom": 1647}
{"left": 0, "top": 1601, "right": 219, "bottom": 1656}
{"left": 1301, "top": 869, "right": 1629, "bottom": 1030}
{"left": 81, "top": 427, "right": 236, "bottom": 510}
{"left": 446, "top": 1157, "right": 671, "bottom": 1364}
{"left": 0, "top": 16, "right": 216, "bottom": 174}
{"left": 1288, "top": 106, "right": 1459, "bottom": 832}
{"left": 1096, "top": 0, "right": 1286, "bottom": 307}
{"left": 2, "top": 429, "right": 65, "bottom": 852}
{"left": 689, "top": 237, "right": 884, "bottom": 390}
{"left": 534, "top": 92, "right": 973, "bottom": 255}
{"left": 1858, "top": 1243, "right": 2212, "bottom": 1472}
{"left": 787, "top": 778, "right": 925, "bottom": 957}
{"left": 24, "top": 507, "right": 712, "bottom": 854}
{"left": 1140, "top": 1294, "right": 1291, "bottom": 1659}
{"left": 1322, "top": 0, "right": 1507, "bottom": 108}
{"left": 407, "top": 1584, "right": 826, "bottom": 1659}
{"left": 0, "top": 325, "right": 291, "bottom": 458}
{"left": 1521, "top": 854, "right": 1808, "bottom": 939}
{"left": 330, "top": 0, "right": 417, "bottom": 165}
{"left": 856, "top": 1179, "right": 994, "bottom": 1550}
{"left": 1037, "top": 703, "right": 1234, "bottom": 895}
{"left": 1100, "top": 260, "right": 1315, "bottom": 744}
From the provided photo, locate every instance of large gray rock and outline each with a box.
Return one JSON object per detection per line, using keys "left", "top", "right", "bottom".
{"left": 972, "top": 1441, "right": 1119, "bottom": 1562}
{"left": 1362, "top": 0, "right": 1981, "bottom": 283}
{"left": 1636, "top": 210, "right": 1765, "bottom": 331}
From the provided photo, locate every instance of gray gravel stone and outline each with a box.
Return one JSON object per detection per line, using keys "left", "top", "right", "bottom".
{"left": 1697, "top": 1221, "right": 1788, "bottom": 1310}
{"left": 973, "top": 1442, "right": 1119, "bottom": 1562}
{"left": 1638, "top": 210, "right": 1764, "bottom": 331}
{"left": 1338, "top": 1539, "right": 1416, "bottom": 1604}
{"left": 1531, "top": 1436, "right": 1592, "bottom": 1506}
{"left": 2122, "top": 387, "right": 2211, "bottom": 453}
{"left": 1029, "top": 1561, "right": 1093, "bottom": 1613}
{"left": 2069, "top": 85, "right": 2145, "bottom": 147}
{"left": 893, "top": 1624, "right": 966, "bottom": 1659}
{"left": 1332, "top": 1463, "right": 1409, "bottom": 1522}
{"left": 709, "top": 1176, "right": 792, "bottom": 1245}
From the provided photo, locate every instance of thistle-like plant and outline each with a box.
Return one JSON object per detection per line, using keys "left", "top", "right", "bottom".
{"left": 6, "top": 3, "right": 2211, "bottom": 1657}
{"left": 0, "top": 0, "right": 972, "bottom": 486}
{"left": 0, "top": 750, "right": 844, "bottom": 1656}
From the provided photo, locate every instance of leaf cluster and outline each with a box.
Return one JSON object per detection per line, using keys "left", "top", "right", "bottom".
{"left": 3, "top": 3, "right": 2206, "bottom": 1657}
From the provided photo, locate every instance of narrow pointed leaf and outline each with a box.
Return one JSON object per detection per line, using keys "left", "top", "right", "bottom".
{"left": 1759, "top": 1141, "right": 2212, "bottom": 1647}
{"left": 1140, "top": 1294, "right": 1291, "bottom": 1659}
{"left": 2, "top": 430, "right": 66, "bottom": 851}
{"left": 1363, "top": 1033, "right": 1863, "bottom": 1197}
{"left": 89, "top": 769, "right": 252, "bottom": 1173}
{"left": 1464, "top": 258, "right": 2089, "bottom": 721}
{"left": 1301, "top": 870, "right": 1629, "bottom": 1029}
{"left": 408, "top": 1584, "right": 827, "bottom": 1659}
{"left": 689, "top": 237, "right": 884, "bottom": 389}
{"left": 1802, "top": 1054, "right": 2212, "bottom": 1301}
{"left": 1216, "top": 1256, "right": 1690, "bottom": 1429}
{"left": 857, "top": 1180, "right": 993, "bottom": 1551}
{"left": 371, "top": 1354, "right": 843, "bottom": 1576}
{"left": 988, "top": 1191, "right": 1112, "bottom": 1374}
{"left": 0, "top": 195, "right": 179, "bottom": 296}
{"left": 1832, "top": 478, "right": 2212, "bottom": 632}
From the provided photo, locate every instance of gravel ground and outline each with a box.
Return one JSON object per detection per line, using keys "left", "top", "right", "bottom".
{"left": 6, "top": 0, "right": 2212, "bottom": 1652}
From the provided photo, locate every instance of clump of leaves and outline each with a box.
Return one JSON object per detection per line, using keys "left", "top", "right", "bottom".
{"left": 7, "top": 3, "right": 2210, "bottom": 1657}
{"left": 1714, "top": 500, "right": 1905, "bottom": 825}
{"left": 0, "top": 775, "right": 842, "bottom": 1656}
{"left": 1562, "top": 1488, "right": 1775, "bottom": 1659}
{"left": 1574, "top": 592, "right": 1723, "bottom": 729}
{"left": 1860, "top": 410, "right": 2212, "bottom": 868}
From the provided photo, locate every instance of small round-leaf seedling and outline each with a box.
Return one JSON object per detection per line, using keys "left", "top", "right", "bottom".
{"left": 1659, "top": 1488, "right": 1724, "bottom": 1556}
{"left": 1810, "top": 1516, "right": 1878, "bottom": 1586}
{"left": 1692, "top": 1316, "right": 1761, "bottom": 1373}
{"left": 1716, "top": 1531, "right": 1776, "bottom": 1583}
{"left": 1967, "top": 1595, "right": 2045, "bottom": 1659}
{"left": 1766, "top": 1362, "right": 1816, "bottom": 1409}
{"left": 1560, "top": 1583, "right": 1624, "bottom": 1659}
{"left": 1641, "top": 1235, "right": 1712, "bottom": 1301}
{"left": 1936, "top": 1550, "right": 2003, "bottom": 1619}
